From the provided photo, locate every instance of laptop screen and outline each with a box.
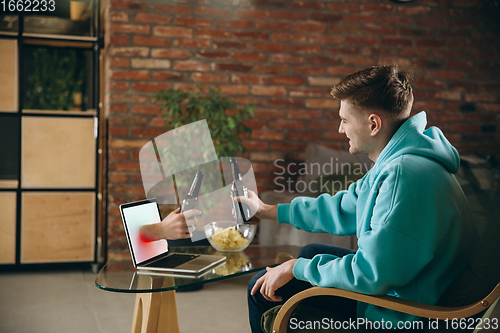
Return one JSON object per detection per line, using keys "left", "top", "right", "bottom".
{"left": 120, "top": 199, "right": 168, "bottom": 265}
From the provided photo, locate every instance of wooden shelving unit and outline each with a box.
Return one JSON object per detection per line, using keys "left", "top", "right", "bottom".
{"left": 0, "top": 0, "right": 104, "bottom": 268}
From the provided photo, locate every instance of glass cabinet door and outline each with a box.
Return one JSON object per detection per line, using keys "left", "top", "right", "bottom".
{"left": 23, "top": 45, "right": 92, "bottom": 112}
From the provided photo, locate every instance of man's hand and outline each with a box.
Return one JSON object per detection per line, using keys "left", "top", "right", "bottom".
{"left": 250, "top": 259, "right": 298, "bottom": 302}
{"left": 235, "top": 190, "right": 278, "bottom": 220}
{"left": 139, "top": 207, "right": 201, "bottom": 241}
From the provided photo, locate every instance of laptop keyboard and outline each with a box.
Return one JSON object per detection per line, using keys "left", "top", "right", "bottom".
{"left": 148, "top": 253, "right": 200, "bottom": 269}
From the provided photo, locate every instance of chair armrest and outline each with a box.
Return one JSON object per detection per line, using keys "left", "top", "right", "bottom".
{"left": 272, "top": 283, "right": 500, "bottom": 333}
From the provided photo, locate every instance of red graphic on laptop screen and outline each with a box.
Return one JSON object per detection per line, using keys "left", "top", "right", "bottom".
{"left": 121, "top": 201, "right": 167, "bottom": 264}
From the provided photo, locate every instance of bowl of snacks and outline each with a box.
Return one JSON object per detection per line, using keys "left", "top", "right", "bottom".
{"left": 204, "top": 221, "right": 256, "bottom": 252}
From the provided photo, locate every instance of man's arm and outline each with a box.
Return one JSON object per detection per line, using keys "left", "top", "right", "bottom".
{"left": 277, "top": 181, "right": 360, "bottom": 236}
{"left": 238, "top": 179, "right": 361, "bottom": 236}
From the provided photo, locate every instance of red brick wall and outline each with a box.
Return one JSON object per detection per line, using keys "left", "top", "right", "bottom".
{"left": 104, "top": 0, "right": 500, "bottom": 254}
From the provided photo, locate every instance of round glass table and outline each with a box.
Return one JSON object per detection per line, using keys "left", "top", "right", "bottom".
{"left": 95, "top": 245, "right": 302, "bottom": 333}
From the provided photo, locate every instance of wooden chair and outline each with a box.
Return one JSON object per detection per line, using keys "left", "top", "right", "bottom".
{"left": 271, "top": 283, "right": 500, "bottom": 333}
{"left": 268, "top": 207, "right": 500, "bottom": 333}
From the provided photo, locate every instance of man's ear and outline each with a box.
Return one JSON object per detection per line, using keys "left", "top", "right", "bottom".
{"left": 368, "top": 114, "right": 382, "bottom": 136}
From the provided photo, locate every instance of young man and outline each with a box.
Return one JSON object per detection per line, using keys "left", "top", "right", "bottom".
{"left": 240, "top": 65, "right": 478, "bottom": 332}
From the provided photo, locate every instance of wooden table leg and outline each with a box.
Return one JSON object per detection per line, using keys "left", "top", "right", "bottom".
{"left": 131, "top": 290, "right": 181, "bottom": 333}
{"left": 131, "top": 275, "right": 181, "bottom": 333}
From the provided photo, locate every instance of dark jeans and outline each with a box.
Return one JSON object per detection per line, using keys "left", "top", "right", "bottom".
{"left": 247, "top": 243, "right": 358, "bottom": 333}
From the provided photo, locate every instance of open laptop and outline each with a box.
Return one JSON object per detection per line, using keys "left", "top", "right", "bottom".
{"left": 120, "top": 198, "right": 225, "bottom": 274}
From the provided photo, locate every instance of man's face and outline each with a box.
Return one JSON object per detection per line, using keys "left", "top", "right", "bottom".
{"left": 338, "top": 100, "right": 375, "bottom": 155}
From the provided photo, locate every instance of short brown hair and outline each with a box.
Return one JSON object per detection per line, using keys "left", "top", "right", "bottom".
{"left": 331, "top": 65, "right": 414, "bottom": 117}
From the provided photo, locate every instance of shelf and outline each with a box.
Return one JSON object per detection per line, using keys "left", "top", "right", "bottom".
{"left": 0, "top": 0, "right": 101, "bottom": 266}
{"left": 0, "top": 31, "right": 18, "bottom": 37}
{"left": 0, "top": 180, "right": 19, "bottom": 189}
{"left": 23, "top": 37, "right": 96, "bottom": 49}
{"left": 22, "top": 109, "right": 97, "bottom": 117}
{"left": 23, "top": 33, "right": 97, "bottom": 42}
{"left": 22, "top": 45, "right": 92, "bottom": 112}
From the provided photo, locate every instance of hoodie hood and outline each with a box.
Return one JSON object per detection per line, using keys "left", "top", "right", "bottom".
{"left": 374, "top": 111, "right": 460, "bottom": 174}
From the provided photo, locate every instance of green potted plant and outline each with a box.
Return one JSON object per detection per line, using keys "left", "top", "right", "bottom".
{"left": 152, "top": 85, "right": 254, "bottom": 159}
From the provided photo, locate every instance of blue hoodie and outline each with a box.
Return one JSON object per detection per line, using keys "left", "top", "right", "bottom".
{"left": 277, "top": 111, "right": 478, "bottom": 325}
